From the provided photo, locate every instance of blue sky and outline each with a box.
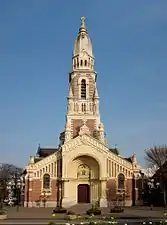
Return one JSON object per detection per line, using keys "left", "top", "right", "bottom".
{"left": 0, "top": 0, "right": 167, "bottom": 168}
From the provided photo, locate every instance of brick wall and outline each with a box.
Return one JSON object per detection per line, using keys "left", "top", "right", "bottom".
{"left": 126, "top": 179, "right": 133, "bottom": 201}
{"left": 106, "top": 179, "right": 117, "bottom": 201}
{"left": 26, "top": 179, "right": 58, "bottom": 204}
{"left": 72, "top": 119, "right": 96, "bottom": 137}
{"left": 106, "top": 178, "right": 133, "bottom": 206}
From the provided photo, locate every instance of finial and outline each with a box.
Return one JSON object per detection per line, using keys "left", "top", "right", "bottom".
{"left": 82, "top": 118, "right": 87, "bottom": 125}
{"left": 80, "top": 16, "right": 86, "bottom": 28}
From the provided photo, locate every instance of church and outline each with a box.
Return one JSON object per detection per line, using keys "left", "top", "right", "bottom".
{"left": 24, "top": 17, "right": 141, "bottom": 208}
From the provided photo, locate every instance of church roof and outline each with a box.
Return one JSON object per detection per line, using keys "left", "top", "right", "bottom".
{"left": 109, "top": 148, "right": 119, "bottom": 155}
{"left": 124, "top": 157, "right": 133, "bottom": 163}
{"left": 37, "top": 147, "right": 58, "bottom": 158}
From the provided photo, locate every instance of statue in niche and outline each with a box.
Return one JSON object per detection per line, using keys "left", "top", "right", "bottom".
{"left": 79, "top": 119, "right": 90, "bottom": 136}
{"left": 77, "top": 164, "right": 90, "bottom": 178}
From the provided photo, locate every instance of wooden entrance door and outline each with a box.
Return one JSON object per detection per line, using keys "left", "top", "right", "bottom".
{"left": 77, "top": 184, "right": 90, "bottom": 203}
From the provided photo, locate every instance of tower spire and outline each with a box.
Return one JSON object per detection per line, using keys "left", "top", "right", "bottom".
{"left": 73, "top": 17, "right": 94, "bottom": 71}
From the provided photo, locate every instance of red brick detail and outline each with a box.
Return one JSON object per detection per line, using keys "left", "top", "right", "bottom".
{"left": 25, "top": 179, "right": 58, "bottom": 203}
{"left": 51, "top": 180, "right": 57, "bottom": 201}
{"left": 126, "top": 179, "right": 133, "bottom": 200}
{"left": 106, "top": 179, "right": 117, "bottom": 201}
{"left": 72, "top": 119, "right": 96, "bottom": 138}
{"left": 86, "top": 119, "right": 96, "bottom": 134}
{"left": 31, "top": 179, "right": 41, "bottom": 202}
{"left": 106, "top": 178, "right": 133, "bottom": 202}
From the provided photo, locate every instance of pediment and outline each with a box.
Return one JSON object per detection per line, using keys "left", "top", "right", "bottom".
{"left": 62, "top": 135, "right": 134, "bottom": 170}
{"left": 62, "top": 134, "right": 109, "bottom": 155}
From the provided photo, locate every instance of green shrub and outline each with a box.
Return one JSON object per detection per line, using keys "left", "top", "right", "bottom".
{"left": 52, "top": 207, "right": 67, "bottom": 214}
{"left": 48, "top": 222, "right": 55, "bottom": 225}
{"left": 86, "top": 207, "right": 101, "bottom": 215}
{"left": 0, "top": 210, "right": 6, "bottom": 215}
{"left": 67, "top": 210, "right": 75, "bottom": 215}
{"left": 110, "top": 206, "right": 124, "bottom": 213}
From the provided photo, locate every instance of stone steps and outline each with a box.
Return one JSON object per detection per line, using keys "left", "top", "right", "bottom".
{"left": 68, "top": 203, "right": 92, "bottom": 214}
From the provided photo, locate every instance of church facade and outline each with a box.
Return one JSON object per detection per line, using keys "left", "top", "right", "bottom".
{"left": 24, "top": 17, "right": 141, "bottom": 208}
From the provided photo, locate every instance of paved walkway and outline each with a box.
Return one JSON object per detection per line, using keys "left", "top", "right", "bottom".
{"left": 0, "top": 207, "right": 166, "bottom": 225}
{"left": 4, "top": 205, "right": 166, "bottom": 219}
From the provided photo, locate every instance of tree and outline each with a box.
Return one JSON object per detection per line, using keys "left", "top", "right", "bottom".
{"left": 145, "top": 145, "right": 167, "bottom": 207}
{"left": 0, "top": 163, "right": 23, "bottom": 208}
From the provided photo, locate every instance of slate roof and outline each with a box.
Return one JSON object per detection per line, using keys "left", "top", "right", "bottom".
{"left": 37, "top": 147, "right": 58, "bottom": 158}
{"left": 109, "top": 148, "right": 119, "bottom": 155}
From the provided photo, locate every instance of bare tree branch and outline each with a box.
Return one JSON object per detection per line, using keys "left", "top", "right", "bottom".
{"left": 145, "top": 145, "right": 167, "bottom": 168}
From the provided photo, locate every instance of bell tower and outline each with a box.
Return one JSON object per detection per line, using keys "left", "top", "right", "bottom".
{"left": 60, "top": 17, "right": 105, "bottom": 145}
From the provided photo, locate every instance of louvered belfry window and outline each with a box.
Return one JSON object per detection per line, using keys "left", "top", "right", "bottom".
{"left": 81, "top": 79, "right": 86, "bottom": 99}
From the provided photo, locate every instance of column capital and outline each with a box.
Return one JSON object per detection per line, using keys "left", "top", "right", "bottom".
{"left": 100, "top": 177, "right": 107, "bottom": 181}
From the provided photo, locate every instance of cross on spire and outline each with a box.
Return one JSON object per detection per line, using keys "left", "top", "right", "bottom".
{"left": 80, "top": 16, "right": 86, "bottom": 28}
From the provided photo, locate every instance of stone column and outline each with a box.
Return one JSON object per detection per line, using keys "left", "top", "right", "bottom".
{"left": 62, "top": 179, "right": 74, "bottom": 207}
{"left": 63, "top": 180, "right": 69, "bottom": 198}
{"left": 132, "top": 173, "right": 140, "bottom": 206}
{"left": 24, "top": 174, "right": 33, "bottom": 207}
{"left": 28, "top": 177, "right": 33, "bottom": 207}
{"left": 100, "top": 180, "right": 107, "bottom": 207}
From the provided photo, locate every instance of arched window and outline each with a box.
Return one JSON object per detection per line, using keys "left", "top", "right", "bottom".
{"left": 81, "top": 79, "right": 86, "bottom": 99}
{"left": 43, "top": 173, "right": 50, "bottom": 189}
{"left": 118, "top": 173, "right": 125, "bottom": 189}
{"left": 80, "top": 60, "right": 83, "bottom": 66}
{"left": 84, "top": 60, "right": 87, "bottom": 66}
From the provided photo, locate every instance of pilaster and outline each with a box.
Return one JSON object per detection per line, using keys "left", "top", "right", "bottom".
{"left": 100, "top": 180, "right": 107, "bottom": 207}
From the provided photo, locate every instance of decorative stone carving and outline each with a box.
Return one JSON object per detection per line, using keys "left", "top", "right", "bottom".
{"left": 65, "top": 123, "right": 71, "bottom": 142}
{"left": 79, "top": 119, "right": 90, "bottom": 136}
{"left": 131, "top": 153, "right": 137, "bottom": 163}
{"left": 98, "top": 123, "right": 105, "bottom": 143}
{"left": 77, "top": 164, "right": 90, "bottom": 178}
{"left": 29, "top": 156, "right": 35, "bottom": 164}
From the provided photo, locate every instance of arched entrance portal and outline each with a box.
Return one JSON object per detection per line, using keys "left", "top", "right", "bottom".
{"left": 77, "top": 184, "right": 90, "bottom": 203}
{"left": 74, "top": 155, "right": 100, "bottom": 204}
{"left": 62, "top": 154, "right": 101, "bottom": 207}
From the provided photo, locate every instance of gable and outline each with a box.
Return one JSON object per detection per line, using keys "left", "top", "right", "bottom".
{"left": 62, "top": 134, "right": 133, "bottom": 170}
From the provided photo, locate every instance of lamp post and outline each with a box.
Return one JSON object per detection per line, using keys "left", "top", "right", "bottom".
{"left": 56, "top": 179, "right": 62, "bottom": 208}
{"left": 41, "top": 190, "right": 48, "bottom": 208}
{"left": 147, "top": 179, "right": 160, "bottom": 210}
{"left": 140, "top": 172, "right": 145, "bottom": 205}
